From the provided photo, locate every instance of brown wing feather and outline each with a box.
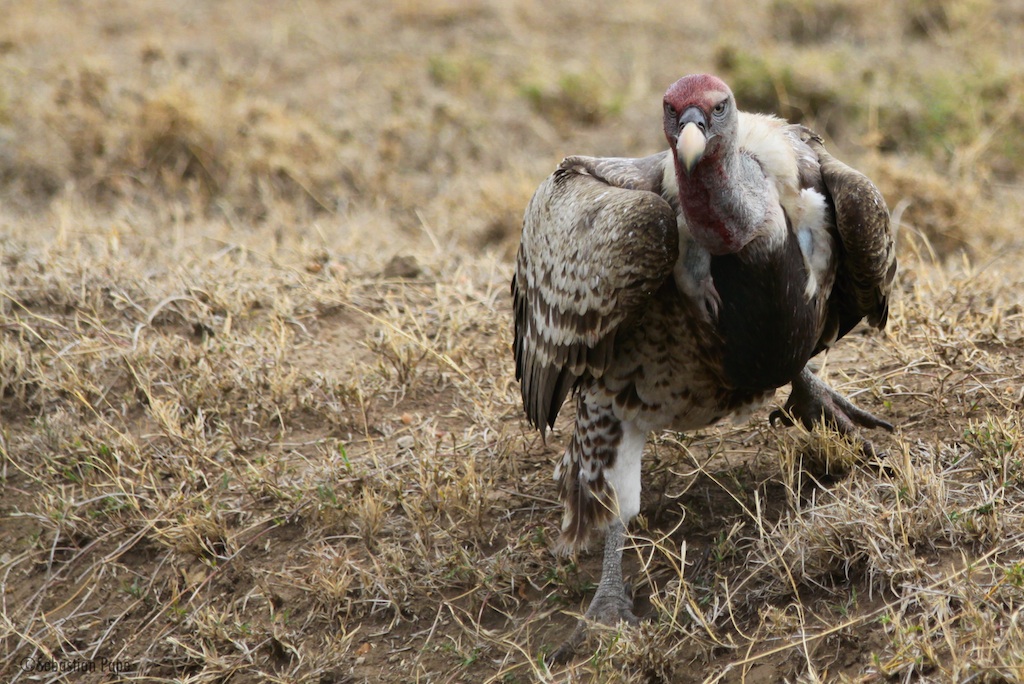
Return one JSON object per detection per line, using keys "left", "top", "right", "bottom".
{"left": 801, "top": 131, "right": 897, "bottom": 332}
{"left": 512, "top": 155, "right": 677, "bottom": 432}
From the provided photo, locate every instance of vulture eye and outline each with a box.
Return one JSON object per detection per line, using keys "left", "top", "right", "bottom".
{"left": 713, "top": 100, "right": 728, "bottom": 116}
{"left": 665, "top": 103, "right": 677, "bottom": 119}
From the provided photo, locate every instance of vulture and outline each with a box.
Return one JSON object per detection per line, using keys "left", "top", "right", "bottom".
{"left": 511, "top": 74, "right": 896, "bottom": 661}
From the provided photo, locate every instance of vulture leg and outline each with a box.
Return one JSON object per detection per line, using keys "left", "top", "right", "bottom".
{"left": 550, "top": 406, "right": 646, "bottom": 664}
{"left": 770, "top": 367, "right": 894, "bottom": 456}
{"left": 549, "top": 519, "right": 638, "bottom": 665}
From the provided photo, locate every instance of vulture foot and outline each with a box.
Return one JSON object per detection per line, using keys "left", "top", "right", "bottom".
{"left": 770, "top": 368, "right": 893, "bottom": 458}
{"left": 548, "top": 520, "right": 640, "bottom": 666}
{"left": 548, "top": 581, "right": 639, "bottom": 665}
{"left": 700, "top": 275, "right": 722, "bottom": 322}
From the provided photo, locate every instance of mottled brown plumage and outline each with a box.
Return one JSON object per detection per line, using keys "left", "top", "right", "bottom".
{"left": 512, "top": 155, "right": 679, "bottom": 432}
{"left": 512, "top": 74, "right": 896, "bottom": 662}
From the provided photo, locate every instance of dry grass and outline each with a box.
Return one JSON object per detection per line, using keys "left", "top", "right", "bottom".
{"left": 3, "top": 0, "right": 1024, "bottom": 682}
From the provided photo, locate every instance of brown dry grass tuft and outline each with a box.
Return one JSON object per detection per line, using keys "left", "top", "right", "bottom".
{"left": 3, "top": 0, "right": 1024, "bottom": 682}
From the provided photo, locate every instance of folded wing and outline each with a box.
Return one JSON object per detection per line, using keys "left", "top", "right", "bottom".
{"left": 512, "top": 155, "right": 678, "bottom": 431}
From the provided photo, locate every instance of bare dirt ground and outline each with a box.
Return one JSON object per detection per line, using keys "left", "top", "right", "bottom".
{"left": 3, "top": 1, "right": 1024, "bottom": 681}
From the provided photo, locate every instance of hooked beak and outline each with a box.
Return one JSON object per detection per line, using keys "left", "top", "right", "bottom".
{"left": 678, "top": 121, "right": 706, "bottom": 176}
{"left": 676, "top": 106, "right": 709, "bottom": 176}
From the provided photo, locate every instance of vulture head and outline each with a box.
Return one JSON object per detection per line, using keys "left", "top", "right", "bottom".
{"left": 662, "top": 74, "right": 763, "bottom": 256}
{"left": 663, "top": 74, "right": 737, "bottom": 177}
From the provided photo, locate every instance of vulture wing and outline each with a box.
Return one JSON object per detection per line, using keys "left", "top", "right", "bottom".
{"left": 512, "top": 154, "right": 678, "bottom": 432}
{"left": 803, "top": 130, "right": 897, "bottom": 334}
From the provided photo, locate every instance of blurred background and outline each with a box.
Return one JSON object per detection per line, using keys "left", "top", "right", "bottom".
{"left": 2, "top": 0, "right": 1022, "bottom": 260}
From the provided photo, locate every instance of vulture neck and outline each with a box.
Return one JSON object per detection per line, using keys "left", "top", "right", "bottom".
{"left": 674, "top": 146, "right": 779, "bottom": 258}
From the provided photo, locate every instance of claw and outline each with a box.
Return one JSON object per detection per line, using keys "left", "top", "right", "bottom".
{"left": 548, "top": 629, "right": 583, "bottom": 666}
{"left": 769, "top": 408, "right": 795, "bottom": 428}
{"left": 702, "top": 277, "right": 722, "bottom": 321}
{"left": 772, "top": 368, "right": 893, "bottom": 458}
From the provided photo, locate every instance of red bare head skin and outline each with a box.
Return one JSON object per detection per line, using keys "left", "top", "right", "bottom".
{"left": 663, "top": 73, "right": 737, "bottom": 178}
{"left": 663, "top": 74, "right": 731, "bottom": 122}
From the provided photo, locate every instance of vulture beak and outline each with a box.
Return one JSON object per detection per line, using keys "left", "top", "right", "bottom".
{"left": 677, "top": 107, "right": 708, "bottom": 176}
